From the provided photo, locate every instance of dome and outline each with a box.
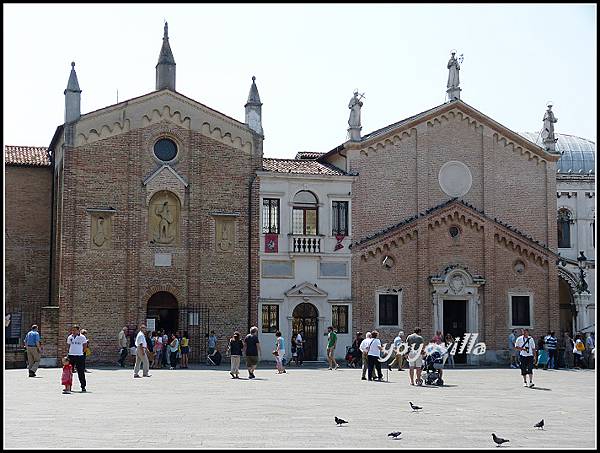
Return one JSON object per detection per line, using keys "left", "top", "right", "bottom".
{"left": 519, "top": 132, "right": 595, "bottom": 175}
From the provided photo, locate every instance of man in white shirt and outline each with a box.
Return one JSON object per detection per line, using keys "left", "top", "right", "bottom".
{"left": 515, "top": 328, "right": 536, "bottom": 387}
{"left": 134, "top": 324, "right": 151, "bottom": 378}
{"left": 359, "top": 331, "right": 372, "bottom": 381}
{"left": 67, "top": 325, "right": 88, "bottom": 392}
{"left": 366, "top": 330, "right": 385, "bottom": 381}
{"left": 295, "top": 331, "right": 304, "bottom": 366}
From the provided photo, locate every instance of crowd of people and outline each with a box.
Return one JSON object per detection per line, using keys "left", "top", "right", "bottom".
{"left": 20, "top": 322, "right": 594, "bottom": 394}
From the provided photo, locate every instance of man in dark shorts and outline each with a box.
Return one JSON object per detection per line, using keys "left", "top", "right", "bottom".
{"left": 515, "top": 328, "right": 536, "bottom": 388}
{"left": 244, "top": 326, "right": 261, "bottom": 379}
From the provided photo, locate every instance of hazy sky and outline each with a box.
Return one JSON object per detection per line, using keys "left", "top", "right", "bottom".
{"left": 3, "top": 4, "right": 596, "bottom": 158}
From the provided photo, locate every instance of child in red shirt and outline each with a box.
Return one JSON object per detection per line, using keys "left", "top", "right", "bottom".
{"left": 61, "top": 356, "right": 73, "bottom": 394}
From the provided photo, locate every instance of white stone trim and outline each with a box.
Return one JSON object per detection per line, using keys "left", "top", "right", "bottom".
{"left": 143, "top": 164, "right": 189, "bottom": 188}
{"left": 507, "top": 291, "right": 534, "bottom": 330}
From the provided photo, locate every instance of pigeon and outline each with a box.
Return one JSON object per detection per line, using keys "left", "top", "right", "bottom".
{"left": 492, "top": 433, "right": 509, "bottom": 447}
{"left": 388, "top": 431, "right": 402, "bottom": 439}
{"left": 534, "top": 419, "right": 544, "bottom": 430}
{"left": 409, "top": 402, "right": 422, "bottom": 411}
{"left": 334, "top": 416, "right": 348, "bottom": 426}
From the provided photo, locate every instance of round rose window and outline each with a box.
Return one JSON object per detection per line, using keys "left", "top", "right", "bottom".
{"left": 154, "top": 138, "right": 177, "bottom": 162}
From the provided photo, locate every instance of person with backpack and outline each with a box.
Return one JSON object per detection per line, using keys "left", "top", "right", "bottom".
{"left": 515, "top": 328, "right": 536, "bottom": 387}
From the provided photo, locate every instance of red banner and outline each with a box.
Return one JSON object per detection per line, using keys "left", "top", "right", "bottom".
{"left": 334, "top": 234, "right": 345, "bottom": 251}
{"left": 265, "top": 233, "right": 278, "bottom": 253}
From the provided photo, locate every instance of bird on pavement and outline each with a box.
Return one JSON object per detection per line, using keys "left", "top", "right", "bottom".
{"left": 534, "top": 419, "right": 544, "bottom": 430}
{"left": 388, "top": 432, "right": 402, "bottom": 439}
{"left": 334, "top": 416, "right": 348, "bottom": 426}
{"left": 409, "top": 402, "right": 422, "bottom": 411}
{"left": 492, "top": 433, "right": 509, "bottom": 447}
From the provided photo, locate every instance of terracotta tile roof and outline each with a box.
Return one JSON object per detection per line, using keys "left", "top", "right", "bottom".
{"left": 4, "top": 146, "right": 51, "bottom": 167}
{"left": 294, "top": 151, "right": 325, "bottom": 160}
{"left": 262, "top": 158, "right": 347, "bottom": 176}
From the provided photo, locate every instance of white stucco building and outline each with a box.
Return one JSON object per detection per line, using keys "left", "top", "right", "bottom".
{"left": 257, "top": 153, "right": 356, "bottom": 361}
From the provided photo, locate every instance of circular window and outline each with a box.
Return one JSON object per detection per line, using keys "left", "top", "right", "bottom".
{"left": 154, "top": 138, "right": 177, "bottom": 162}
{"left": 438, "top": 161, "right": 472, "bottom": 197}
{"left": 449, "top": 226, "right": 460, "bottom": 238}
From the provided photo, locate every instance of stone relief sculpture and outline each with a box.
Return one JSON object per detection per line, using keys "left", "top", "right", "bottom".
{"left": 216, "top": 218, "right": 234, "bottom": 252}
{"left": 149, "top": 191, "right": 179, "bottom": 245}
{"left": 90, "top": 213, "right": 111, "bottom": 249}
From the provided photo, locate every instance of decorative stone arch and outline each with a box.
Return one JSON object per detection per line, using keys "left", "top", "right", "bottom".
{"left": 430, "top": 265, "right": 486, "bottom": 365}
{"left": 558, "top": 267, "right": 579, "bottom": 293}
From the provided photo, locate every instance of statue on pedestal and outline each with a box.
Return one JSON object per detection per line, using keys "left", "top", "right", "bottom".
{"left": 348, "top": 91, "right": 363, "bottom": 129}
{"left": 447, "top": 51, "right": 460, "bottom": 89}
{"left": 541, "top": 103, "right": 558, "bottom": 145}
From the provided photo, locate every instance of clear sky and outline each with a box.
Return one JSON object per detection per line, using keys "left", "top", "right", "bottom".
{"left": 3, "top": 3, "right": 596, "bottom": 158}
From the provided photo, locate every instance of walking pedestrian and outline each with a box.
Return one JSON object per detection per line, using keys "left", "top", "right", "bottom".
{"left": 61, "top": 356, "right": 73, "bottom": 394}
{"left": 444, "top": 333, "right": 455, "bottom": 368}
{"left": 515, "top": 328, "right": 536, "bottom": 387}
{"left": 295, "top": 331, "right": 305, "bottom": 366}
{"left": 273, "top": 331, "right": 286, "bottom": 374}
{"left": 563, "top": 331, "right": 574, "bottom": 369}
{"left": 146, "top": 330, "right": 155, "bottom": 367}
{"left": 133, "top": 324, "right": 151, "bottom": 378}
{"left": 208, "top": 330, "right": 218, "bottom": 356}
{"left": 80, "top": 329, "right": 91, "bottom": 372}
{"left": 359, "top": 332, "right": 372, "bottom": 380}
{"left": 366, "top": 330, "right": 385, "bottom": 381}
{"left": 536, "top": 335, "right": 548, "bottom": 370}
{"left": 168, "top": 333, "right": 179, "bottom": 370}
{"left": 67, "top": 325, "right": 88, "bottom": 392}
{"left": 244, "top": 326, "right": 261, "bottom": 379}
{"left": 573, "top": 334, "right": 585, "bottom": 368}
{"left": 117, "top": 326, "right": 129, "bottom": 367}
{"left": 227, "top": 331, "right": 243, "bottom": 379}
{"left": 351, "top": 331, "right": 364, "bottom": 368}
{"left": 406, "top": 327, "right": 425, "bottom": 386}
{"left": 388, "top": 331, "right": 405, "bottom": 371}
{"left": 180, "top": 331, "right": 190, "bottom": 369}
{"left": 508, "top": 329, "right": 519, "bottom": 368}
{"left": 24, "top": 324, "right": 42, "bottom": 377}
{"left": 153, "top": 330, "right": 163, "bottom": 368}
{"left": 326, "top": 326, "right": 339, "bottom": 370}
{"left": 545, "top": 331, "right": 558, "bottom": 370}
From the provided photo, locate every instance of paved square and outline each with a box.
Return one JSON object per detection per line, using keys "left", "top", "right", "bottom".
{"left": 4, "top": 365, "right": 596, "bottom": 449}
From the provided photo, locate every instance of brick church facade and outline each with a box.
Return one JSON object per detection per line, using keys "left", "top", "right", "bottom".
{"left": 6, "top": 25, "right": 583, "bottom": 366}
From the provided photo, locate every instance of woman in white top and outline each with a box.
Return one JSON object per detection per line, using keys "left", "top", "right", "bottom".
{"left": 274, "top": 331, "right": 286, "bottom": 374}
{"left": 366, "top": 330, "right": 385, "bottom": 381}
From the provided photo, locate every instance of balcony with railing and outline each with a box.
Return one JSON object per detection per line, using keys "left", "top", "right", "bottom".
{"left": 290, "top": 235, "right": 322, "bottom": 253}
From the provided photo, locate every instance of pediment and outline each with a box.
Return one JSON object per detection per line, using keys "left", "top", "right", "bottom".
{"left": 355, "top": 199, "right": 554, "bottom": 268}
{"left": 143, "top": 164, "right": 188, "bottom": 206}
{"left": 285, "top": 282, "right": 329, "bottom": 297}
{"left": 324, "top": 100, "right": 559, "bottom": 165}
{"left": 73, "top": 89, "right": 255, "bottom": 154}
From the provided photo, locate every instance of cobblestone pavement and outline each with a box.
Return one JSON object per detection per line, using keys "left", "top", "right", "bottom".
{"left": 4, "top": 365, "right": 597, "bottom": 449}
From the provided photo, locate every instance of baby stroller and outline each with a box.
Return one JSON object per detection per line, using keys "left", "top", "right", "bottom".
{"left": 422, "top": 350, "right": 446, "bottom": 386}
{"left": 345, "top": 346, "right": 361, "bottom": 368}
{"left": 207, "top": 350, "right": 222, "bottom": 366}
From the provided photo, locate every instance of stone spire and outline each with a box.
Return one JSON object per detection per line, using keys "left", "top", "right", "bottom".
{"left": 541, "top": 102, "right": 559, "bottom": 153}
{"left": 156, "top": 22, "right": 176, "bottom": 91}
{"left": 245, "top": 76, "right": 263, "bottom": 135}
{"left": 64, "top": 61, "right": 81, "bottom": 124}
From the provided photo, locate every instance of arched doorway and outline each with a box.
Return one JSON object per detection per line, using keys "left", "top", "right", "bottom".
{"left": 292, "top": 303, "right": 319, "bottom": 361}
{"left": 147, "top": 291, "right": 179, "bottom": 335}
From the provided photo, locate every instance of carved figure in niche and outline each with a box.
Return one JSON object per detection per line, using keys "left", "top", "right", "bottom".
{"left": 149, "top": 191, "right": 180, "bottom": 246}
{"left": 217, "top": 219, "right": 234, "bottom": 252}
{"left": 93, "top": 217, "right": 107, "bottom": 247}
{"left": 155, "top": 201, "right": 174, "bottom": 243}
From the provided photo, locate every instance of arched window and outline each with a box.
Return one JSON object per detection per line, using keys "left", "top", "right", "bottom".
{"left": 292, "top": 191, "right": 318, "bottom": 235}
{"left": 557, "top": 208, "right": 572, "bottom": 248}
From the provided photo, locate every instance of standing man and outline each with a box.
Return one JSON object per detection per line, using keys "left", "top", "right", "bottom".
{"left": 515, "top": 328, "right": 536, "bottom": 387}
{"left": 359, "top": 332, "right": 372, "bottom": 380}
{"left": 508, "top": 329, "right": 519, "bottom": 368}
{"left": 117, "top": 326, "right": 129, "bottom": 367}
{"left": 388, "top": 331, "right": 405, "bottom": 372}
{"left": 584, "top": 332, "right": 594, "bottom": 368}
{"left": 207, "top": 330, "right": 218, "bottom": 356}
{"left": 295, "top": 331, "right": 305, "bottom": 366}
{"left": 243, "top": 326, "right": 261, "bottom": 379}
{"left": 545, "top": 331, "right": 558, "bottom": 370}
{"left": 24, "top": 324, "right": 42, "bottom": 377}
{"left": 67, "top": 325, "right": 88, "bottom": 392}
{"left": 406, "top": 327, "right": 425, "bottom": 386}
{"left": 134, "top": 324, "right": 151, "bottom": 378}
{"left": 326, "top": 326, "right": 339, "bottom": 370}
{"left": 563, "top": 331, "right": 574, "bottom": 369}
